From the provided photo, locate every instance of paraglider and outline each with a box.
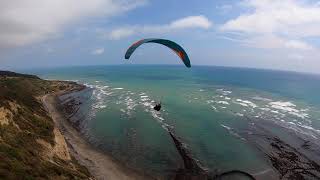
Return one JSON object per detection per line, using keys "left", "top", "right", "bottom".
{"left": 125, "top": 38, "right": 191, "bottom": 111}
{"left": 125, "top": 38, "right": 191, "bottom": 68}
{"left": 153, "top": 102, "right": 161, "bottom": 111}
{"left": 124, "top": 39, "right": 256, "bottom": 178}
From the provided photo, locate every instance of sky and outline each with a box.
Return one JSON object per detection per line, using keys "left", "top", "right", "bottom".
{"left": 1, "top": 0, "right": 320, "bottom": 74}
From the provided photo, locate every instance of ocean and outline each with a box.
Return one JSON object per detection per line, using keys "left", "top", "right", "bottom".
{"left": 26, "top": 65, "right": 320, "bottom": 178}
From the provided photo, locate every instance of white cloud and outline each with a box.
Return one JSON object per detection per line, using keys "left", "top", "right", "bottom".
{"left": 242, "top": 35, "right": 314, "bottom": 50}
{"left": 288, "top": 53, "right": 304, "bottom": 60}
{"left": 169, "top": 16, "right": 212, "bottom": 29}
{"left": 220, "top": 0, "right": 320, "bottom": 50}
{"left": 107, "top": 15, "right": 212, "bottom": 40}
{"left": 0, "top": 0, "right": 146, "bottom": 48}
{"left": 46, "top": 47, "right": 55, "bottom": 53}
{"left": 109, "top": 28, "right": 136, "bottom": 40}
{"left": 222, "top": 0, "right": 320, "bottom": 36}
{"left": 216, "top": 4, "right": 233, "bottom": 14}
{"left": 92, "top": 47, "right": 105, "bottom": 55}
{"left": 284, "top": 40, "right": 313, "bottom": 50}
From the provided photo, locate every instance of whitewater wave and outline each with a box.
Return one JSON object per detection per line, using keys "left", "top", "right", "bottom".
{"left": 85, "top": 82, "right": 172, "bottom": 132}
{"left": 85, "top": 81, "right": 319, "bottom": 142}
{"left": 221, "top": 124, "right": 246, "bottom": 141}
{"left": 216, "top": 88, "right": 232, "bottom": 95}
{"left": 204, "top": 89, "right": 319, "bottom": 140}
{"left": 268, "top": 101, "right": 309, "bottom": 119}
{"left": 235, "top": 99, "right": 258, "bottom": 108}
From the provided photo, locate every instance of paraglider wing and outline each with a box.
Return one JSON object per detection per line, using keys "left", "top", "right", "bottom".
{"left": 125, "top": 38, "right": 191, "bottom": 68}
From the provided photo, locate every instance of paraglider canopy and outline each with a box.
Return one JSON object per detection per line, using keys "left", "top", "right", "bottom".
{"left": 125, "top": 38, "right": 191, "bottom": 68}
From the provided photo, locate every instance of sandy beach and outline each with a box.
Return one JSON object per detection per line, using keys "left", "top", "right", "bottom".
{"left": 42, "top": 91, "right": 154, "bottom": 180}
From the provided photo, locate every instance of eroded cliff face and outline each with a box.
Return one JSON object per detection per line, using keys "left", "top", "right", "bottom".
{"left": 0, "top": 71, "right": 91, "bottom": 179}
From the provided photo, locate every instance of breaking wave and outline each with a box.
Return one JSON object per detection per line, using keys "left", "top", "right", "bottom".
{"left": 83, "top": 81, "right": 172, "bottom": 132}
{"left": 204, "top": 87, "right": 320, "bottom": 140}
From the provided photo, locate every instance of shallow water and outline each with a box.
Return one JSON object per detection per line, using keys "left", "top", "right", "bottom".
{"left": 27, "top": 65, "right": 320, "bottom": 177}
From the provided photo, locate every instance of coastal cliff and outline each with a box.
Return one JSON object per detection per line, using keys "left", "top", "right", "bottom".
{"left": 0, "top": 71, "right": 91, "bottom": 179}
{"left": 0, "top": 71, "right": 153, "bottom": 180}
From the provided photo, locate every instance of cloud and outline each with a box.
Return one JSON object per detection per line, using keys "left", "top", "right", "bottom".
{"left": 288, "top": 53, "right": 304, "bottom": 60}
{"left": 221, "top": 0, "right": 320, "bottom": 36}
{"left": 216, "top": 4, "right": 233, "bottom": 14}
{"left": 169, "top": 15, "right": 212, "bottom": 29}
{"left": 0, "top": 0, "right": 146, "bottom": 48}
{"left": 107, "top": 15, "right": 212, "bottom": 40}
{"left": 242, "top": 35, "right": 313, "bottom": 50}
{"left": 220, "top": 0, "right": 320, "bottom": 50}
{"left": 92, "top": 47, "right": 105, "bottom": 55}
{"left": 109, "top": 28, "right": 136, "bottom": 40}
{"left": 46, "top": 47, "right": 55, "bottom": 53}
{"left": 284, "top": 40, "right": 313, "bottom": 50}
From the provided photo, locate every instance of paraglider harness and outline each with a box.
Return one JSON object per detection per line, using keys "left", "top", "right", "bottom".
{"left": 153, "top": 101, "right": 162, "bottom": 111}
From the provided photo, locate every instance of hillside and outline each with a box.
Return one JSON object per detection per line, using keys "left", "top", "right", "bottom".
{"left": 0, "top": 71, "right": 91, "bottom": 179}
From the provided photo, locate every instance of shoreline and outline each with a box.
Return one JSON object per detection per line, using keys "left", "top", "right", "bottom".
{"left": 42, "top": 87, "right": 154, "bottom": 180}
{"left": 41, "top": 80, "right": 320, "bottom": 180}
{"left": 3, "top": 70, "right": 320, "bottom": 179}
{"left": 40, "top": 82, "right": 273, "bottom": 180}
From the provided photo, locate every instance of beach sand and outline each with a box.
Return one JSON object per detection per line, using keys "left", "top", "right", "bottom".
{"left": 42, "top": 91, "right": 154, "bottom": 180}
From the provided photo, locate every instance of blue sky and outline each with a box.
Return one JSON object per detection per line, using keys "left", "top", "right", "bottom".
{"left": 1, "top": 0, "right": 320, "bottom": 73}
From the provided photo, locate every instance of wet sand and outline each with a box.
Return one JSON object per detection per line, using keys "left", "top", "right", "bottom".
{"left": 42, "top": 92, "right": 154, "bottom": 180}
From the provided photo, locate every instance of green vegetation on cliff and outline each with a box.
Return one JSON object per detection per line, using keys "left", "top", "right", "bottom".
{"left": 0, "top": 71, "right": 91, "bottom": 179}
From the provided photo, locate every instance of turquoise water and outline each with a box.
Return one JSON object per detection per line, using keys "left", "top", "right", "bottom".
{"left": 27, "top": 65, "right": 320, "bottom": 177}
